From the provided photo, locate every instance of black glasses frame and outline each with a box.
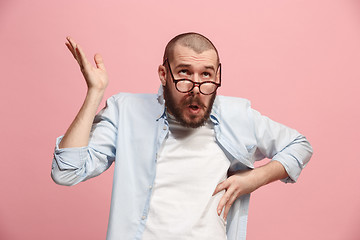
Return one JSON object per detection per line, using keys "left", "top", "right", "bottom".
{"left": 163, "top": 58, "right": 222, "bottom": 95}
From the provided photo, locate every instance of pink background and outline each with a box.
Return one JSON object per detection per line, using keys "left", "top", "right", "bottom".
{"left": 1, "top": 0, "right": 359, "bottom": 239}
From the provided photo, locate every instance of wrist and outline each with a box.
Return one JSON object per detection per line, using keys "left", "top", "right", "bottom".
{"left": 254, "top": 161, "right": 288, "bottom": 187}
{"left": 254, "top": 167, "right": 270, "bottom": 187}
{"left": 86, "top": 87, "right": 106, "bottom": 103}
{"left": 82, "top": 88, "right": 105, "bottom": 112}
{"left": 251, "top": 167, "right": 269, "bottom": 189}
{"left": 87, "top": 86, "right": 106, "bottom": 96}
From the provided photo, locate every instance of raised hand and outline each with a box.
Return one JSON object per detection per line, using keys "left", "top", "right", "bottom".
{"left": 65, "top": 36, "right": 108, "bottom": 92}
{"left": 59, "top": 37, "right": 110, "bottom": 149}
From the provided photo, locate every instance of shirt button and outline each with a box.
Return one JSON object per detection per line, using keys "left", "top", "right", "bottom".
{"left": 163, "top": 126, "right": 167, "bottom": 130}
{"left": 142, "top": 216, "right": 146, "bottom": 220}
{"left": 149, "top": 185, "right": 153, "bottom": 189}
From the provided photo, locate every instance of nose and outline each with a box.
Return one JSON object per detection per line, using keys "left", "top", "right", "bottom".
{"left": 190, "top": 74, "right": 201, "bottom": 94}
{"left": 191, "top": 83, "right": 201, "bottom": 95}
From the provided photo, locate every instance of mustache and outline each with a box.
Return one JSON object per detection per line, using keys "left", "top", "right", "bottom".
{"left": 181, "top": 95, "right": 206, "bottom": 109}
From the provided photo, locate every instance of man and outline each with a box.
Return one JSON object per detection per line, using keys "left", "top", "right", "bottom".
{"left": 52, "top": 33, "right": 313, "bottom": 240}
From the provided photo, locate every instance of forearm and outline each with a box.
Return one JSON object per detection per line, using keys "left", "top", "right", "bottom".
{"left": 227, "top": 160, "right": 289, "bottom": 194}
{"left": 59, "top": 88, "right": 105, "bottom": 148}
{"left": 252, "top": 161, "right": 289, "bottom": 188}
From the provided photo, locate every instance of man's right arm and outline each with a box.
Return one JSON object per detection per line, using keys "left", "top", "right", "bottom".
{"left": 51, "top": 37, "right": 112, "bottom": 186}
{"left": 59, "top": 37, "right": 109, "bottom": 148}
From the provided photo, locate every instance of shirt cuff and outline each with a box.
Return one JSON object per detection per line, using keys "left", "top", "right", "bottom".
{"left": 53, "top": 136, "right": 89, "bottom": 170}
{"left": 271, "top": 153, "right": 302, "bottom": 183}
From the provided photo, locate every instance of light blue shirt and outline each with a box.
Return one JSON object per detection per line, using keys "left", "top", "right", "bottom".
{"left": 52, "top": 87, "right": 312, "bottom": 240}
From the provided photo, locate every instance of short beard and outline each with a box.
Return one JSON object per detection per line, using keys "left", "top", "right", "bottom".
{"left": 163, "top": 84, "right": 216, "bottom": 128}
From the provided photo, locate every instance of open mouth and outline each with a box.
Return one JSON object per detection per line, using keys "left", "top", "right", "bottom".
{"left": 188, "top": 104, "right": 201, "bottom": 114}
{"left": 189, "top": 104, "right": 199, "bottom": 110}
{"left": 182, "top": 96, "right": 205, "bottom": 115}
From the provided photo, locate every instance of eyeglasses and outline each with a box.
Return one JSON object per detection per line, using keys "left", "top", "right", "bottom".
{"left": 163, "top": 58, "right": 221, "bottom": 95}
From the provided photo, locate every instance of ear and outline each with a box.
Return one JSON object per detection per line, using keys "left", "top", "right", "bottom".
{"left": 158, "top": 65, "right": 167, "bottom": 86}
{"left": 216, "top": 64, "right": 221, "bottom": 84}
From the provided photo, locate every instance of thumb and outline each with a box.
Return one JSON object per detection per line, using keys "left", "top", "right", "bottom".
{"left": 94, "top": 53, "right": 106, "bottom": 70}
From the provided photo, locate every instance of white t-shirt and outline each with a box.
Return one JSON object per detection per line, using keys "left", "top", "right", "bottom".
{"left": 142, "top": 117, "right": 230, "bottom": 240}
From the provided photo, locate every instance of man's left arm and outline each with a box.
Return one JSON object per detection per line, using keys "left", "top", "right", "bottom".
{"left": 213, "top": 160, "right": 288, "bottom": 220}
{"left": 213, "top": 107, "right": 313, "bottom": 220}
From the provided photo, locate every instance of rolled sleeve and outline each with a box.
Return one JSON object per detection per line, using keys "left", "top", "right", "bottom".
{"left": 271, "top": 135, "right": 313, "bottom": 183}
{"left": 249, "top": 108, "right": 313, "bottom": 183}
{"left": 53, "top": 136, "right": 88, "bottom": 169}
{"left": 51, "top": 136, "right": 90, "bottom": 186}
{"left": 51, "top": 96, "right": 119, "bottom": 186}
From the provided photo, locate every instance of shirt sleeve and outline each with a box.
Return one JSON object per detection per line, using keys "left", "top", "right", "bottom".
{"left": 248, "top": 108, "right": 313, "bottom": 183}
{"left": 51, "top": 95, "right": 119, "bottom": 186}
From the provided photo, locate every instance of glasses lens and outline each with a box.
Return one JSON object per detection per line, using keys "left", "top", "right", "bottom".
{"left": 200, "top": 82, "right": 218, "bottom": 95}
{"left": 176, "top": 80, "right": 194, "bottom": 92}
{"left": 176, "top": 80, "right": 218, "bottom": 95}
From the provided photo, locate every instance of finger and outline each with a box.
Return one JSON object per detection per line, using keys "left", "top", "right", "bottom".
{"left": 213, "top": 180, "right": 227, "bottom": 196}
{"left": 66, "top": 37, "right": 82, "bottom": 65}
{"left": 66, "top": 36, "right": 76, "bottom": 48}
{"left": 67, "top": 37, "right": 83, "bottom": 62}
{"left": 94, "top": 53, "right": 106, "bottom": 71}
{"left": 66, "top": 36, "right": 77, "bottom": 54}
{"left": 216, "top": 186, "right": 235, "bottom": 216}
{"left": 223, "top": 194, "right": 237, "bottom": 220}
{"left": 75, "top": 44, "right": 89, "bottom": 70}
{"left": 65, "top": 42, "right": 77, "bottom": 60}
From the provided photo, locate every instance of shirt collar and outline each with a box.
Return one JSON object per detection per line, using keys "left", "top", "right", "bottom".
{"left": 209, "top": 97, "right": 220, "bottom": 125}
{"left": 156, "top": 86, "right": 166, "bottom": 121}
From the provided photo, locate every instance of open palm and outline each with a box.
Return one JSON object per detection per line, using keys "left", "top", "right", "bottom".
{"left": 65, "top": 37, "right": 108, "bottom": 91}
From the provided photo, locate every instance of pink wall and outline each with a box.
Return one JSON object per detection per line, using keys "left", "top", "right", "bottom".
{"left": 1, "top": 0, "right": 359, "bottom": 239}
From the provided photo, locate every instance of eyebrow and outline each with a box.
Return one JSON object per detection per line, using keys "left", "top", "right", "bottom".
{"left": 204, "top": 65, "right": 216, "bottom": 71}
{"left": 175, "top": 64, "right": 216, "bottom": 72}
{"left": 175, "top": 64, "right": 191, "bottom": 69}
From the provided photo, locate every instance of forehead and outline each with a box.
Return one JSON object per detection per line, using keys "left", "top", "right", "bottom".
{"left": 171, "top": 44, "right": 218, "bottom": 68}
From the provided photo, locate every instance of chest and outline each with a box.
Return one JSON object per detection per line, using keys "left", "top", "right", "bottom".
{"left": 156, "top": 120, "right": 230, "bottom": 186}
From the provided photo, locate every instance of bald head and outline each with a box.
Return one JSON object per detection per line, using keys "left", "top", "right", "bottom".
{"left": 163, "top": 32, "right": 220, "bottom": 65}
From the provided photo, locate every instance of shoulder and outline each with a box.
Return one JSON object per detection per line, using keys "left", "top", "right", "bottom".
{"left": 111, "top": 92, "right": 157, "bottom": 102}
{"left": 211, "top": 95, "right": 256, "bottom": 130}
{"left": 105, "top": 92, "right": 159, "bottom": 108}
{"left": 215, "top": 95, "right": 251, "bottom": 106}
{"left": 104, "top": 92, "right": 163, "bottom": 118}
{"left": 214, "top": 95, "right": 252, "bottom": 113}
